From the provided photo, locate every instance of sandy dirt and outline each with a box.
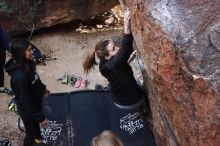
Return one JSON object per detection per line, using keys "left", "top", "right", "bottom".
{"left": 0, "top": 28, "right": 142, "bottom": 146}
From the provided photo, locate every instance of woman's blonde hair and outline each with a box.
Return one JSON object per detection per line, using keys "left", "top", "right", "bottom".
{"left": 91, "top": 130, "right": 123, "bottom": 146}
{"left": 83, "top": 40, "right": 110, "bottom": 74}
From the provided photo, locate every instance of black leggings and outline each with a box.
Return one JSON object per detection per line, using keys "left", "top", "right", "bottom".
{"left": 0, "top": 49, "right": 6, "bottom": 87}
{"left": 19, "top": 111, "right": 42, "bottom": 146}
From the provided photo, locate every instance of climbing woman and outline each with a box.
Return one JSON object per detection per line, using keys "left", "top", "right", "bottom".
{"left": 83, "top": 7, "right": 145, "bottom": 109}
{"left": 5, "top": 38, "right": 50, "bottom": 146}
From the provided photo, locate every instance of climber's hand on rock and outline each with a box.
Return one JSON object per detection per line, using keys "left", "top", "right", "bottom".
{"left": 124, "top": 7, "right": 131, "bottom": 34}
{"left": 127, "top": 50, "right": 137, "bottom": 63}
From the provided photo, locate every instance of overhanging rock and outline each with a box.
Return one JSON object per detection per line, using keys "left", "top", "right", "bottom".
{"left": 0, "top": 0, "right": 118, "bottom": 35}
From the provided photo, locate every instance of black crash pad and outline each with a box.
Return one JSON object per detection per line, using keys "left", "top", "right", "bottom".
{"left": 38, "top": 90, "right": 155, "bottom": 146}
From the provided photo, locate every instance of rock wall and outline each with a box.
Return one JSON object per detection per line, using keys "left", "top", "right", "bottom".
{"left": 0, "top": 0, "right": 118, "bottom": 35}
{"left": 125, "top": 0, "right": 220, "bottom": 146}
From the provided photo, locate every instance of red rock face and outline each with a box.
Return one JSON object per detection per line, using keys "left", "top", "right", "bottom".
{"left": 0, "top": 0, "right": 118, "bottom": 35}
{"left": 124, "top": 0, "right": 220, "bottom": 146}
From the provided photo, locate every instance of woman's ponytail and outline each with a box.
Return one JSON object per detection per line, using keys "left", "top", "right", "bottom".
{"left": 83, "top": 51, "right": 97, "bottom": 74}
{"left": 83, "top": 39, "right": 109, "bottom": 74}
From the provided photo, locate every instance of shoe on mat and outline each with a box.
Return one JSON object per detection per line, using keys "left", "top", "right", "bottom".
{"left": 68, "top": 75, "right": 77, "bottom": 86}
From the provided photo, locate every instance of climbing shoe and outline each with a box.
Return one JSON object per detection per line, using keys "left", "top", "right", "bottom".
{"left": 103, "top": 83, "right": 111, "bottom": 91}
{"left": 8, "top": 97, "right": 18, "bottom": 113}
{"left": 68, "top": 75, "right": 77, "bottom": 86}
{"left": 61, "top": 73, "right": 69, "bottom": 84}
{"left": 0, "top": 87, "right": 14, "bottom": 96}
{"left": 8, "top": 102, "right": 17, "bottom": 113}
{"left": 95, "top": 84, "right": 111, "bottom": 91}
{"left": 79, "top": 79, "right": 88, "bottom": 89}
{"left": 95, "top": 84, "right": 104, "bottom": 90}
{"left": 74, "top": 78, "right": 82, "bottom": 88}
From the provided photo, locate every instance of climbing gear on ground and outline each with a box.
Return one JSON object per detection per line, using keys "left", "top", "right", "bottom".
{"left": 103, "top": 83, "right": 111, "bottom": 91}
{"left": 68, "top": 75, "right": 77, "bottom": 86}
{"left": 74, "top": 78, "right": 82, "bottom": 88}
{"left": 8, "top": 97, "right": 18, "bottom": 113}
{"left": 95, "top": 84, "right": 104, "bottom": 90}
{"left": 0, "top": 139, "right": 12, "bottom": 146}
{"left": 95, "top": 84, "right": 111, "bottom": 91}
{"left": 58, "top": 74, "right": 88, "bottom": 88}
{"left": 35, "top": 138, "right": 42, "bottom": 144}
{"left": 0, "top": 87, "right": 14, "bottom": 96}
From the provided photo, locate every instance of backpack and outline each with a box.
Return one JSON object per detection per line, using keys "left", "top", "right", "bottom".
{"left": 31, "top": 44, "right": 46, "bottom": 65}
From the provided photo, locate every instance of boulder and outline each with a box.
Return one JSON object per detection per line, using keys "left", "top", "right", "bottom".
{"left": 0, "top": 0, "right": 118, "bottom": 35}
{"left": 125, "top": 0, "right": 220, "bottom": 145}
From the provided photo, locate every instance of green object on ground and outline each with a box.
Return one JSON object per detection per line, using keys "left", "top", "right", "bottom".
{"left": 62, "top": 73, "right": 69, "bottom": 84}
